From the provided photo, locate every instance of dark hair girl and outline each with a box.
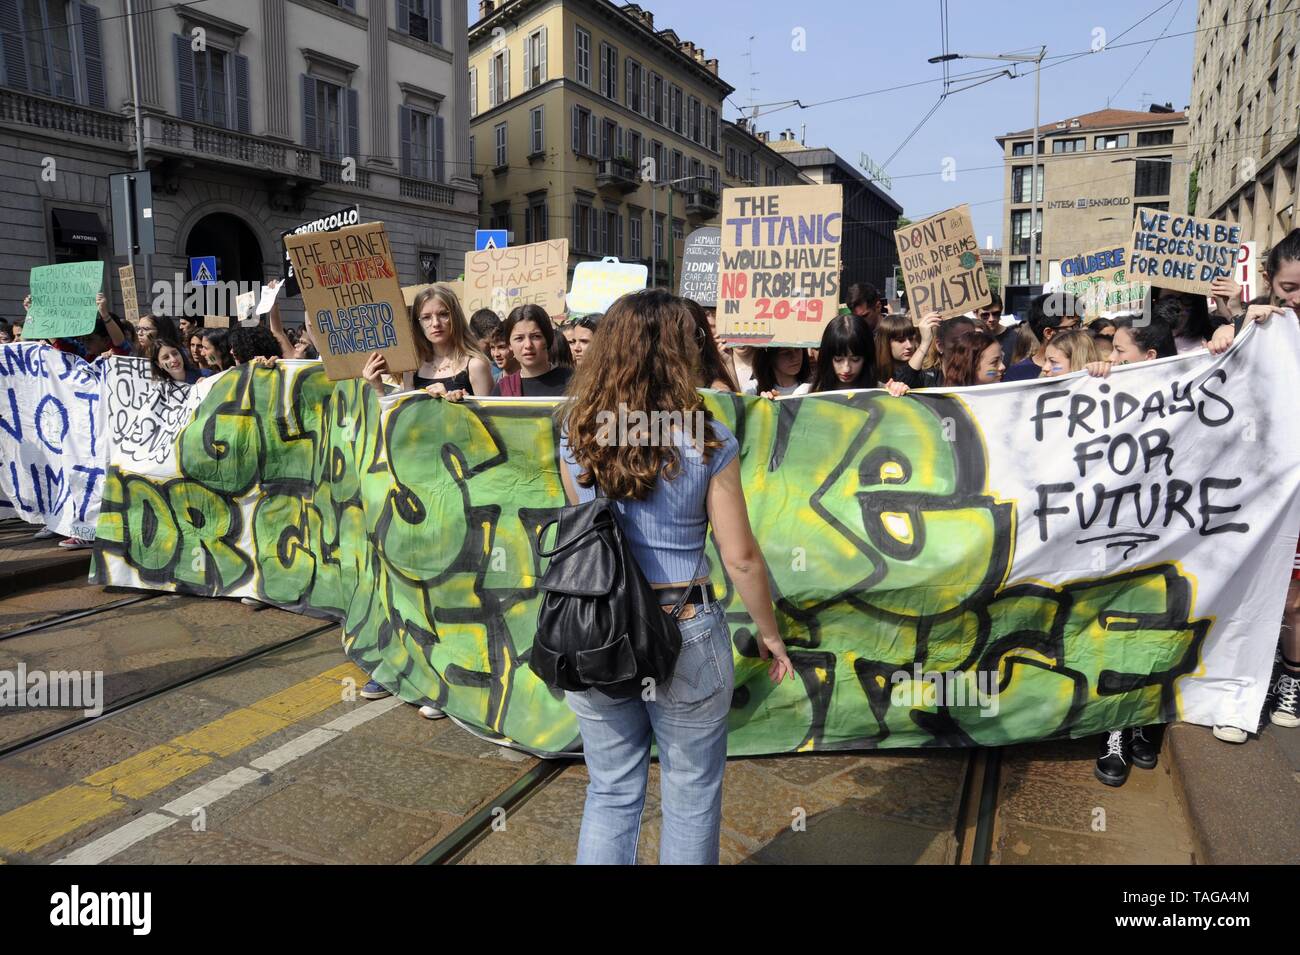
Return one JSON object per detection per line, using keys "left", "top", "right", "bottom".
{"left": 749, "top": 347, "right": 811, "bottom": 397}
{"left": 810, "top": 314, "right": 874, "bottom": 392}
{"left": 491, "top": 304, "right": 572, "bottom": 397}
{"left": 199, "top": 328, "right": 234, "bottom": 371}
{"left": 941, "top": 327, "right": 1005, "bottom": 386}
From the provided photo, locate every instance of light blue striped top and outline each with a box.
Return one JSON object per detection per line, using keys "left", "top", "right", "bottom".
{"left": 560, "top": 418, "right": 739, "bottom": 585}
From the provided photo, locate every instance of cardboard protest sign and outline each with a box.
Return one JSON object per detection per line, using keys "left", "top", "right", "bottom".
{"left": 204, "top": 315, "right": 230, "bottom": 328}
{"left": 1129, "top": 208, "right": 1241, "bottom": 295}
{"left": 894, "top": 204, "right": 992, "bottom": 319}
{"left": 717, "top": 184, "right": 842, "bottom": 345}
{"left": 283, "top": 221, "right": 418, "bottom": 381}
{"left": 118, "top": 266, "right": 139, "bottom": 324}
{"left": 25, "top": 261, "right": 105, "bottom": 338}
{"left": 463, "top": 239, "right": 568, "bottom": 319}
{"left": 281, "top": 205, "right": 361, "bottom": 296}
{"left": 1059, "top": 246, "right": 1147, "bottom": 317}
{"left": 567, "top": 257, "right": 648, "bottom": 315}
{"left": 678, "top": 227, "right": 722, "bottom": 307}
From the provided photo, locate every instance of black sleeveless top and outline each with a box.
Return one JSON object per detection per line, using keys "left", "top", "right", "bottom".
{"left": 413, "top": 364, "right": 474, "bottom": 394}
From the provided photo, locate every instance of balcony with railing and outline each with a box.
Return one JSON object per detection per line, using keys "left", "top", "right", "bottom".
{"left": 0, "top": 87, "right": 128, "bottom": 145}
{"left": 596, "top": 157, "right": 640, "bottom": 193}
{"left": 152, "top": 116, "right": 321, "bottom": 181}
{"left": 321, "top": 159, "right": 370, "bottom": 189}
{"left": 685, "top": 188, "right": 719, "bottom": 218}
{"left": 399, "top": 177, "right": 456, "bottom": 205}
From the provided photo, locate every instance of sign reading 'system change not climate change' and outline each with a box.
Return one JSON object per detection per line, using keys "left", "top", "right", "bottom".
{"left": 1129, "top": 208, "right": 1241, "bottom": 296}
{"left": 283, "top": 221, "right": 418, "bottom": 380}
{"left": 717, "top": 184, "right": 842, "bottom": 346}
{"left": 894, "top": 204, "right": 992, "bottom": 319}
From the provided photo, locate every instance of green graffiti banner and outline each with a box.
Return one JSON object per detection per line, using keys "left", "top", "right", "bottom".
{"left": 93, "top": 326, "right": 1300, "bottom": 755}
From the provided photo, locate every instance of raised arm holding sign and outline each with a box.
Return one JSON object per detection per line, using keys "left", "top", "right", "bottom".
{"left": 25, "top": 261, "right": 105, "bottom": 339}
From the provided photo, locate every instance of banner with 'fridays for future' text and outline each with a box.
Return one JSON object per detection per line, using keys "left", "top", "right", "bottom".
{"left": 77, "top": 318, "right": 1300, "bottom": 755}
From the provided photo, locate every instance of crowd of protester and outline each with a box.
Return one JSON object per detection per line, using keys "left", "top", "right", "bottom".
{"left": 8, "top": 226, "right": 1299, "bottom": 862}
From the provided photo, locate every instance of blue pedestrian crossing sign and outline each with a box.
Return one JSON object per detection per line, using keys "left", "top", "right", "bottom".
{"left": 190, "top": 256, "right": 217, "bottom": 285}
{"left": 475, "top": 230, "right": 508, "bottom": 251}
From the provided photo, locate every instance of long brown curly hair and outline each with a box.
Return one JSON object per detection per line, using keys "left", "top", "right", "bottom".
{"left": 560, "top": 289, "right": 724, "bottom": 500}
{"left": 942, "top": 327, "right": 999, "bottom": 386}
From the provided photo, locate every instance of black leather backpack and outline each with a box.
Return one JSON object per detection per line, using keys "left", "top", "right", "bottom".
{"left": 529, "top": 494, "right": 697, "bottom": 696}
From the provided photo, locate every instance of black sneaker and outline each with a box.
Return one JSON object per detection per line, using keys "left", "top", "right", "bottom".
{"left": 1270, "top": 672, "right": 1300, "bottom": 728}
{"left": 1094, "top": 729, "right": 1131, "bottom": 787}
{"left": 1130, "top": 725, "right": 1158, "bottom": 769}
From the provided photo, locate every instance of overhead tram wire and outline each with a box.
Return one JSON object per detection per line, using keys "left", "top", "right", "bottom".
{"left": 1107, "top": 0, "right": 1187, "bottom": 108}
{"left": 746, "top": 3, "right": 1282, "bottom": 121}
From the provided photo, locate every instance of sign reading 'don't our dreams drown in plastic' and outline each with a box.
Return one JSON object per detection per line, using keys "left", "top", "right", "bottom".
{"left": 283, "top": 221, "right": 418, "bottom": 380}
{"left": 718, "top": 184, "right": 842, "bottom": 346}
{"left": 894, "top": 204, "right": 992, "bottom": 319}
{"left": 1129, "top": 207, "right": 1241, "bottom": 296}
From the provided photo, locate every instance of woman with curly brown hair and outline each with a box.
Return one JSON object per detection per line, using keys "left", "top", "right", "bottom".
{"left": 558, "top": 288, "right": 793, "bottom": 865}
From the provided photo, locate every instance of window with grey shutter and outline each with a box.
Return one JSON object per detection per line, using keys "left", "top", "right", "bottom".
{"left": 301, "top": 74, "right": 317, "bottom": 150}
{"left": 174, "top": 34, "right": 196, "bottom": 120}
{"left": 233, "top": 53, "right": 250, "bottom": 132}
{"left": 399, "top": 103, "right": 412, "bottom": 177}
{"left": 434, "top": 114, "right": 445, "bottom": 181}
{"left": 77, "top": 4, "right": 105, "bottom": 108}
{"left": 431, "top": 0, "right": 442, "bottom": 45}
{"left": 346, "top": 88, "right": 359, "bottom": 157}
{"left": 396, "top": 0, "right": 409, "bottom": 34}
{"left": 0, "top": 0, "right": 29, "bottom": 91}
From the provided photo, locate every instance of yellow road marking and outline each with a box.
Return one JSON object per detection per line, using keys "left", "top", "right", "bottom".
{"left": 0, "top": 661, "right": 365, "bottom": 857}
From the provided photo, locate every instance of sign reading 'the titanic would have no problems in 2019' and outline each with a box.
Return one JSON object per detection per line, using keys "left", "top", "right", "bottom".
{"left": 717, "top": 184, "right": 842, "bottom": 346}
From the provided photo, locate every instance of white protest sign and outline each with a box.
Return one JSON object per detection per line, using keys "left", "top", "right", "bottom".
{"left": 567, "top": 257, "right": 648, "bottom": 315}
{"left": 256, "top": 279, "right": 284, "bottom": 315}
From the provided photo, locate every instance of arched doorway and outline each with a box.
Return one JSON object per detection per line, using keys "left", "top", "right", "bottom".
{"left": 184, "top": 212, "right": 265, "bottom": 285}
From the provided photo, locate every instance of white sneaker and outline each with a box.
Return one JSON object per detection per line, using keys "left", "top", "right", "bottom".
{"left": 1212, "top": 724, "right": 1248, "bottom": 743}
{"left": 418, "top": 704, "right": 446, "bottom": 720}
{"left": 239, "top": 597, "right": 268, "bottom": 611}
{"left": 1269, "top": 672, "right": 1300, "bottom": 728}
{"left": 32, "top": 527, "right": 58, "bottom": 540}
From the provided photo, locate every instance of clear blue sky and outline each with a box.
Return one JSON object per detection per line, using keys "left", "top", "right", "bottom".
{"left": 467, "top": 0, "right": 1198, "bottom": 243}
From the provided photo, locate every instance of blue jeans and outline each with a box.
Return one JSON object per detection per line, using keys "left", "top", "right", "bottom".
{"left": 565, "top": 599, "right": 735, "bottom": 864}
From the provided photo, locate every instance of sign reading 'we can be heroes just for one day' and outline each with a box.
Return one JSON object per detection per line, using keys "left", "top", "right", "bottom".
{"left": 717, "top": 184, "right": 843, "bottom": 346}
{"left": 283, "top": 221, "right": 419, "bottom": 380}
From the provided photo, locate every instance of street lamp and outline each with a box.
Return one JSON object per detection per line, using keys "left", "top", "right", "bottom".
{"left": 929, "top": 47, "right": 1047, "bottom": 289}
{"left": 648, "top": 173, "right": 704, "bottom": 291}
